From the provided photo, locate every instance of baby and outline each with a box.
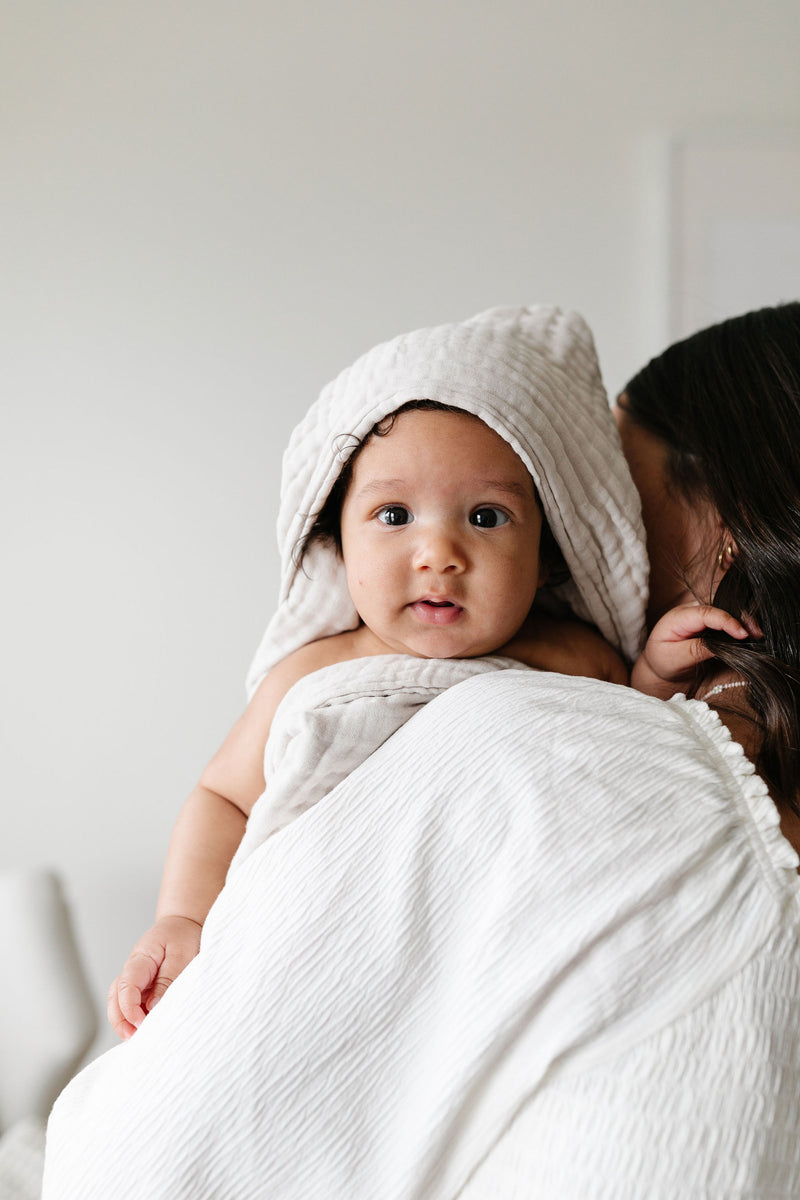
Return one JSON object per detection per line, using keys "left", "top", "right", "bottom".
{"left": 109, "top": 306, "right": 720, "bottom": 1040}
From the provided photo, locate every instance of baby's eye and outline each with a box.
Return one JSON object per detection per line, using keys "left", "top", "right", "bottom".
{"left": 377, "top": 505, "right": 413, "bottom": 526}
{"left": 470, "top": 507, "right": 510, "bottom": 528}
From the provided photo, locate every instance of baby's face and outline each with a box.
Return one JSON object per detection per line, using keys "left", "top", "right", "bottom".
{"left": 339, "top": 409, "right": 544, "bottom": 659}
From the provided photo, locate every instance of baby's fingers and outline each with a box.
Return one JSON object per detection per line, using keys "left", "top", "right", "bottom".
{"left": 146, "top": 925, "right": 203, "bottom": 1011}
{"left": 695, "top": 605, "right": 751, "bottom": 641}
{"left": 107, "top": 977, "right": 139, "bottom": 1041}
{"left": 113, "top": 948, "right": 160, "bottom": 1033}
{"left": 146, "top": 955, "right": 180, "bottom": 1012}
{"left": 658, "top": 603, "right": 749, "bottom": 645}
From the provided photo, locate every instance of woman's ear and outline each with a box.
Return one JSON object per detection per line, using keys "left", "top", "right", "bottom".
{"left": 716, "top": 531, "right": 738, "bottom": 572}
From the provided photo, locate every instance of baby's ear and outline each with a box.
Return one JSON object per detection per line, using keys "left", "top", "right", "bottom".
{"left": 536, "top": 558, "right": 549, "bottom": 588}
{"left": 537, "top": 516, "right": 570, "bottom": 589}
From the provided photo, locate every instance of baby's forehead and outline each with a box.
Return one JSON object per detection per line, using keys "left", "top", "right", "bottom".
{"left": 351, "top": 404, "right": 537, "bottom": 492}
{"left": 361, "top": 403, "right": 503, "bottom": 450}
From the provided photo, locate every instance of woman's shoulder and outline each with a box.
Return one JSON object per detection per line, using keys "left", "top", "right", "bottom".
{"left": 667, "top": 691, "right": 800, "bottom": 877}
{"left": 333, "top": 669, "right": 799, "bottom": 1082}
{"left": 423, "top": 670, "right": 800, "bottom": 894}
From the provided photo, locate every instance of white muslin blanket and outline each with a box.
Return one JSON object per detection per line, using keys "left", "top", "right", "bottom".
{"left": 44, "top": 666, "right": 800, "bottom": 1198}
{"left": 232, "top": 654, "right": 520, "bottom": 862}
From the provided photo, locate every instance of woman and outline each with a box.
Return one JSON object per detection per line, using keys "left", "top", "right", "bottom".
{"left": 43, "top": 304, "right": 800, "bottom": 1199}
{"left": 617, "top": 300, "right": 800, "bottom": 849}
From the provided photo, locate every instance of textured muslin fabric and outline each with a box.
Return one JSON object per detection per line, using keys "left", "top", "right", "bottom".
{"left": 43, "top": 670, "right": 800, "bottom": 1199}
{"left": 231, "top": 654, "right": 520, "bottom": 862}
{"left": 245, "top": 304, "right": 648, "bottom": 697}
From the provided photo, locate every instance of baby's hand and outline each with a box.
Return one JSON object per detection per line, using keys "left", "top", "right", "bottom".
{"left": 107, "top": 915, "right": 202, "bottom": 1040}
{"left": 632, "top": 603, "right": 750, "bottom": 700}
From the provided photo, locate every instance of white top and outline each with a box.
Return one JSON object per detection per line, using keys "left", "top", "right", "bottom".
{"left": 461, "top": 926, "right": 800, "bottom": 1199}
{"left": 44, "top": 668, "right": 800, "bottom": 1198}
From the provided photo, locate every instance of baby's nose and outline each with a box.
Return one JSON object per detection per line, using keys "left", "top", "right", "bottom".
{"left": 412, "top": 527, "right": 467, "bottom": 574}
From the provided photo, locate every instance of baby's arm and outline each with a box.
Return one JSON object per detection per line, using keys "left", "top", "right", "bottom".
{"left": 631, "top": 603, "right": 749, "bottom": 700}
{"left": 107, "top": 636, "right": 359, "bottom": 1040}
{"left": 500, "top": 611, "right": 629, "bottom": 685}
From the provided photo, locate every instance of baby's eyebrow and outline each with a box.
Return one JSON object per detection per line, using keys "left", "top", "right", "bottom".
{"left": 352, "top": 478, "right": 408, "bottom": 497}
{"left": 475, "top": 479, "right": 533, "bottom": 499}
{"left": 353, "top": 478, "right": 534, "bottom": 500}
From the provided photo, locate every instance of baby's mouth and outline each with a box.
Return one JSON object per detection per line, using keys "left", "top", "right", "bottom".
{"left": 409, "top": 598, "right": 464, "bottom": 626}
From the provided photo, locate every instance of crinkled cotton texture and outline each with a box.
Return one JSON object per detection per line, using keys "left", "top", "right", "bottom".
{"left": 42, "top": 670, "right": 800, "bottom": 1198}
{"left": 246, "top": 305, "right": 648, "bottom": 696}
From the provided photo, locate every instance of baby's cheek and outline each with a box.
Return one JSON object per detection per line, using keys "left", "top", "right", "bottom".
{"left": 348, "top": 576, "right": 369, "bottom": 597}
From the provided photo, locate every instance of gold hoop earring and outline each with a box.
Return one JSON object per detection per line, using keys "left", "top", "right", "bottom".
{"left": 717, "top": 543, "right": 735, "bottom": 569}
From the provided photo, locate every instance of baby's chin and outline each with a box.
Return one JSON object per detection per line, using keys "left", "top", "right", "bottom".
{"left": 392, "top": 635, "right": 514, "bottom": 661}
{"left": 361, "top": 609, "right": 522, "bottom": 661}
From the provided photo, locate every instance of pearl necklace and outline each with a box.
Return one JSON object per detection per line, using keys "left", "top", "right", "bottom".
{"left": 699, "top": 680, "right": 747, "bottom": 703}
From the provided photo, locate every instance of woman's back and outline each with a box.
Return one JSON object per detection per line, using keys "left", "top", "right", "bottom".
{"left": 44, "top": 668, "right": 800, "bottom": 1198}
{"left": 462, "top": 922, "right": 800, "bottom": 1198}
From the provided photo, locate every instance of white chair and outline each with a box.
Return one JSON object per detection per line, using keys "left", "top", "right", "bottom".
{"left": 0, "top": 869, "right": 98, "bottom": 1199}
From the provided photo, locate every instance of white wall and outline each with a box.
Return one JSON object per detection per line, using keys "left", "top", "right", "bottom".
{"left": 4, "top": 0, "right": 799, "bottom": 1057}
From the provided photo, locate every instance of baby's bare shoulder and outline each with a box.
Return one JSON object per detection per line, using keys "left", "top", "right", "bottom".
{"left": 266, "top": 626, "right": 394, "bottom": 708}
{"left": 275, "top": 628, "right": 369, "bottom": 680}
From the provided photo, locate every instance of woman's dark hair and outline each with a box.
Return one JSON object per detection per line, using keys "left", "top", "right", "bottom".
{"left": 622, "top": 302, "right": 800, "bottom": 812}
{"left": 295, "top": 398, "right": 567, "bottom": 582}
